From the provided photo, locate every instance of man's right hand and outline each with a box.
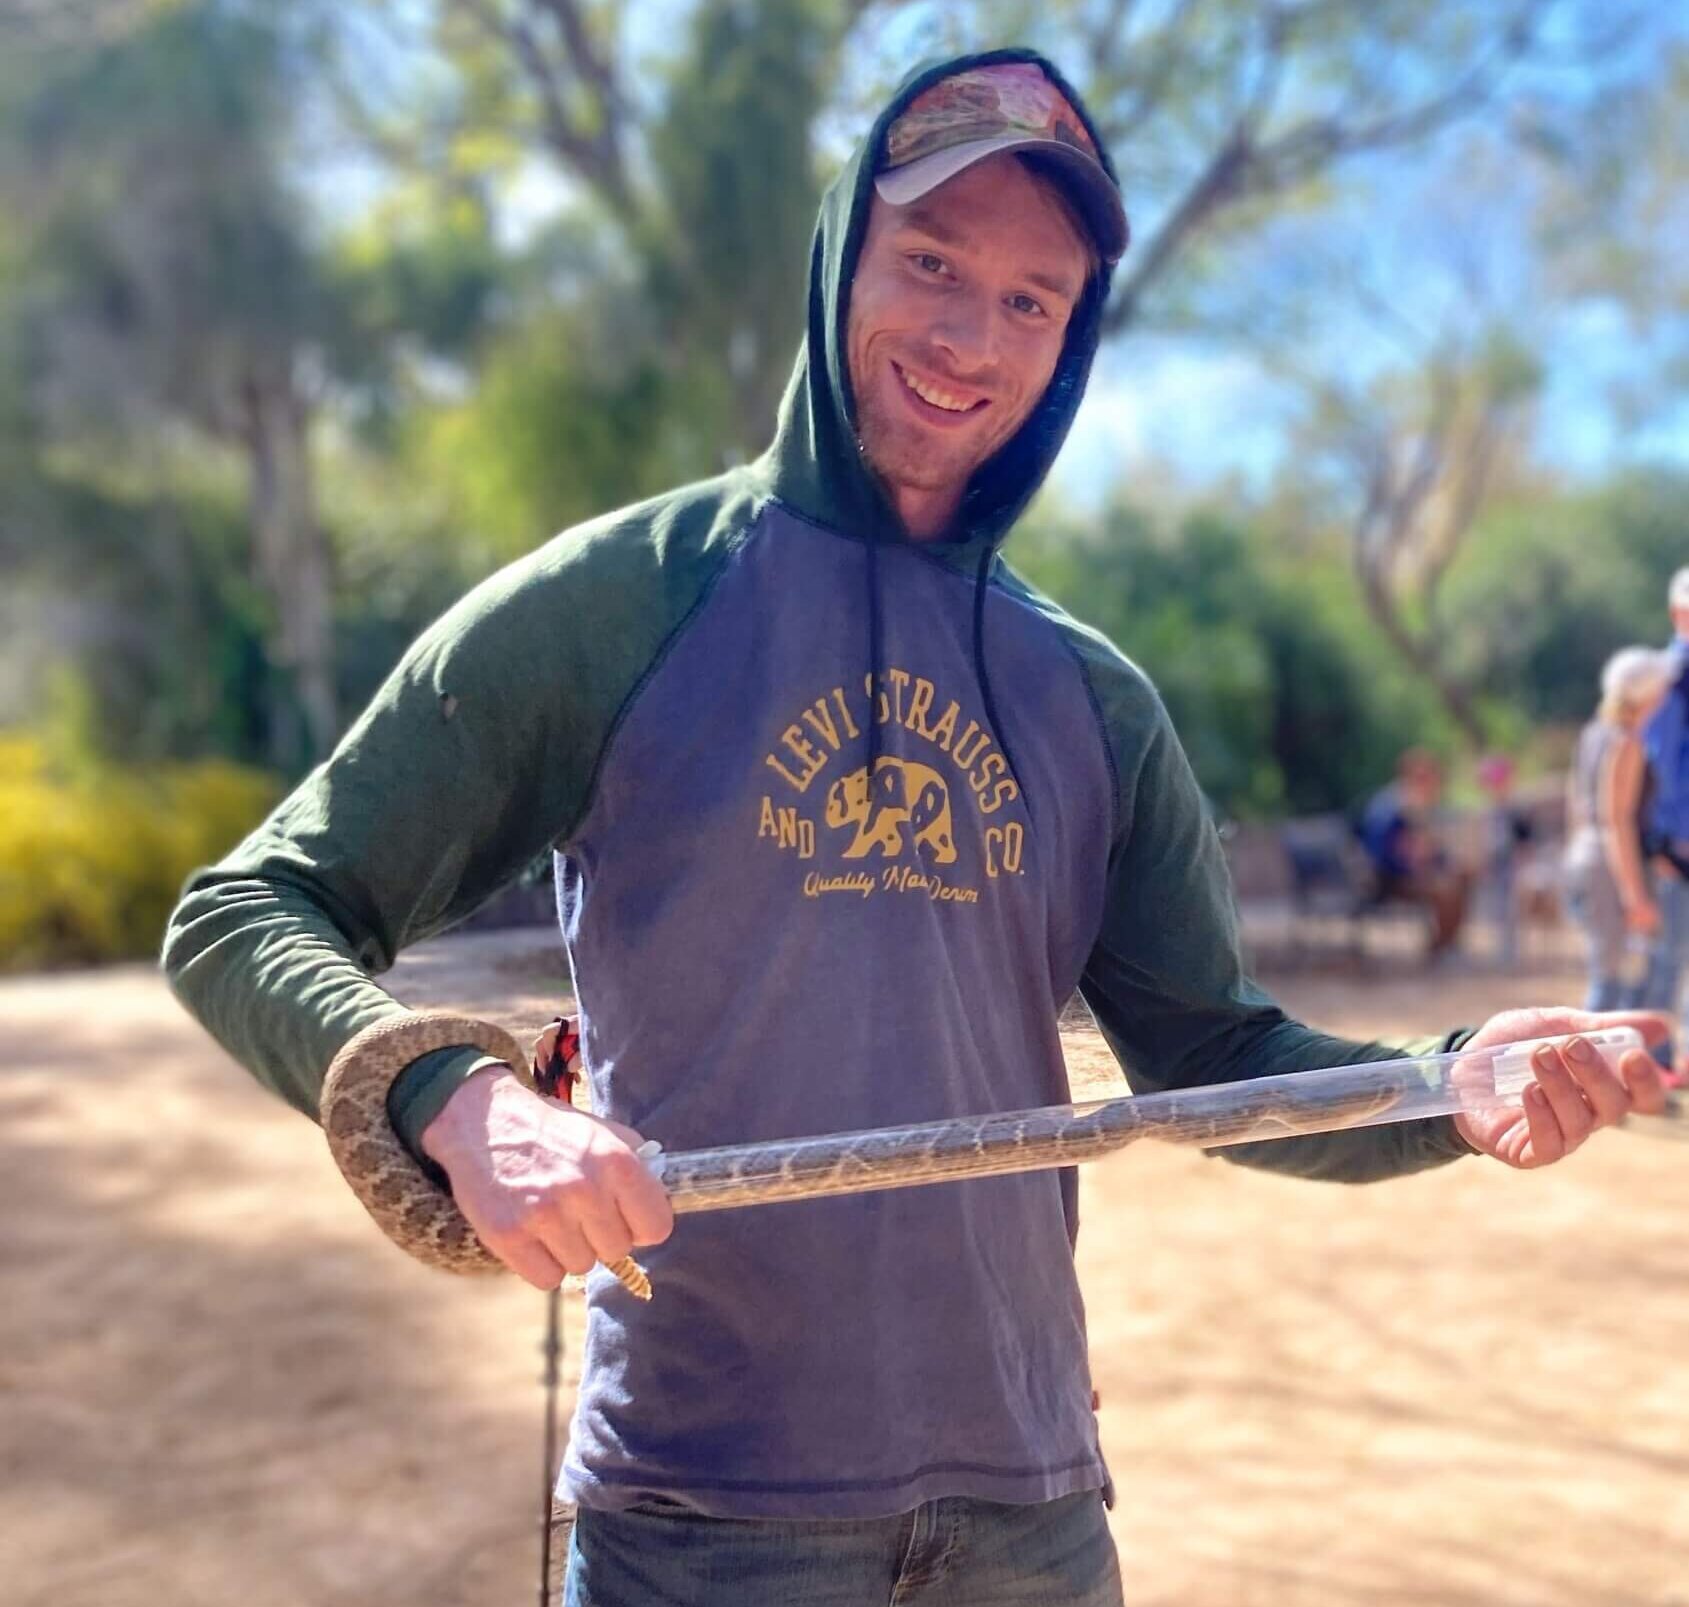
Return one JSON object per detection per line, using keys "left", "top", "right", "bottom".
{"left": 420, "top": 1067, "right": 674, "bottom": 1290}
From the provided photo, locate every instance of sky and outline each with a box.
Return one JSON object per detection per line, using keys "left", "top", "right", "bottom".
{"left": 1053, "top": 273, "right": 1689, "bottom": 512}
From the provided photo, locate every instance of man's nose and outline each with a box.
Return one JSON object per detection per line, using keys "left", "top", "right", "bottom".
{"left": 928, "top": 293, "right": 998, "bottom": 375}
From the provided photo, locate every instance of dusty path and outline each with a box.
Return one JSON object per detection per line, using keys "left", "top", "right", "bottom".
{"left": 3, "top": 932, "right": 1687, "bottom": 1605}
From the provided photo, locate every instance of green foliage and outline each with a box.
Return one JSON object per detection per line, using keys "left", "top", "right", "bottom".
{"left": 643, "top": 0, "right": 828, "bottom": 454}
{"left": 0, "top": 2, "right": 330, "bottom": 433}
{"left": 414, "top": 298, "right": 718, "bottom": 561}
{"left": 328, "top": 191, "right": 509, "bottom": 425}
{"left": 0, "top": 731, "right": 279, "bottom": 970}
{"left": 1014, "top": 468, "right": 1689, "bottom": 818}
{"left": 0, "top": 466, "right": 271, "bottom": 763}
{"left": 1014, "top": 498, "right": 1449, "bottom": 817}
{"left": 0, "top": 1, "right": 383, "bottom": 768}
{"left": 1442, "top": 469, "right": 1688, "bottom": 725}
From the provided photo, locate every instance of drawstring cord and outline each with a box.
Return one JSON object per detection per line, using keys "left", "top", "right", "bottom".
{"left": 970, "top": 544, "right": 1025, "bottom": 812}
{"left": 861, "top": 537, "right": 1025, "bottom": 815}
{"left": 866, "top": 538, "right": 885, "bottom": 779}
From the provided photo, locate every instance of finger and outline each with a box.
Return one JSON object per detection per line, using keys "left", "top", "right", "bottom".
{"left": 1618, "top": 1048, "right": 1669, "bottom": 1117}
{"left": 1520, "top": 1080, "right": 1566, "bottom": 1168}
{"left": 533, "top": 1213, "right": 599, "bottom": 1278}
{"left": 569, "top": 1193, "right": 638, "bottom": 1268}
{"left": 614, "top": 1169, "right": 676, "bottom": 1247}
{"left": 1560, "top": 1035, "right": 1632, "bottom": 1128}
{"left": 1532, "top": 1045, "right": 1594, "bottom": 1152}
{"left": 493, "top": 1235, "right": 568, "bottom": 1291}
{"left": 596, "top": 1121, "right": 676, "bottom": 1246}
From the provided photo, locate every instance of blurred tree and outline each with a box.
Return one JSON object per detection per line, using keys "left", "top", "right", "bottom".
{"left": 0, "top": 1, "right": 353, "bottom": 768}
{"left": 642, "top": 0, "right": 830, "bottom": 454}
{"left": 1013, "top": 497, "right": 1443, "bottom": 815}
{"left": 1441, "top": 468, "right": 1689, "bottom": 728}
{"left": 326, "top": 188, "right": 509, "bottom": 436}
{"left": 0, "top": 0, "right": 174, "bottom": 52}
{"left": 416, "top": 295, "right": 714, "bottom": 560}
{"left": 862, "top": 0, "right": 1657, "bottom": 336}
{"left": 1529, "top": 34, "right": 1687, "bottom": 434}
{"left": 1289, "top": 326, "right": 1544, "bottom": 748}
{"left": 335, "top": 0, "right": 842, "bottom": 463}
{"left": 1196, "top": 14, "right": 1681, "bottom": 753}
{"left": 0, "top": 473, "right": 270, "bottom": 762}
{"left": 326, "top": 0, "right": 1659, "bottom": 484}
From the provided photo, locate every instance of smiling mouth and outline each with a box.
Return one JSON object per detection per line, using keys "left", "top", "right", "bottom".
{"left": 892, "top": 361, "right": 990, "bottom": 417}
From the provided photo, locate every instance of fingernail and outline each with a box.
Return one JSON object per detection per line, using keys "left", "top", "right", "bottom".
{"left": 1533, "top": 1046, "right": 1557, "bottom": 1072}
{"left": 1566, "top": 1037, "right": 1596, "bottom": 1065}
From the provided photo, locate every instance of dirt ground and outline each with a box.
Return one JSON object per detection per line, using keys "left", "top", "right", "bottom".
{"left": 4, "top": 929, "right": 1688, "bottom": 1607}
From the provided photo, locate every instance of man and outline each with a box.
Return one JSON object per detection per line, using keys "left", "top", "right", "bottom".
{"left": 1638, "top": 566, "right": 1689, "bottom": 1066}
{"left": 163, "top": 51, "right": 1665, "bottom": 1607}
{"left": 1357, "top": 748, "right": 1473, "bottom": 958}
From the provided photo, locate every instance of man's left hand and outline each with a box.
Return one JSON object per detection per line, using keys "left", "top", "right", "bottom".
{"left": 1454, "top": 1008, "right": 1671, "bottom": 1168}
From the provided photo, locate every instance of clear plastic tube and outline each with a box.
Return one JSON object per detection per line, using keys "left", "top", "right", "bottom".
{"left": 641, "top": 1028, "right": 1646, "bottom": 1214}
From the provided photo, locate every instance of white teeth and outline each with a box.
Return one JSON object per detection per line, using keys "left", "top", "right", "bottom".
{"left": 899, "top": 366, "right": 973, "bottom": 413}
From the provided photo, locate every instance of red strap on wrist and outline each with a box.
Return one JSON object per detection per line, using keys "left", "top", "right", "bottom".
{"left": 533, "top": 1015, "right": 582, "bottom": 1102}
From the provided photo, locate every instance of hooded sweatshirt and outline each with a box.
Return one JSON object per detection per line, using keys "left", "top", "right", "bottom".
{"left": 162, "top": 48, "right": 1469, "bottom": 1520}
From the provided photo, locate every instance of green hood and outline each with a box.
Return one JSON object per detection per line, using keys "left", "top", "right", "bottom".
{"left": 754, "top": 47, "right": 1120, "bottom": 562}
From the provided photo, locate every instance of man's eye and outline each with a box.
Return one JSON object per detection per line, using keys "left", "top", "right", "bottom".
{"left": 1009, "top": 293, "right": 1047, "bottom": 317}
{"left": 911, "top": 252, "right": 946, "bottom": 274}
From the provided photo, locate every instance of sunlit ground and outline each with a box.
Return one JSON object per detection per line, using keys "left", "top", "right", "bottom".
{"left": 3, "top": 928, "right": 1685, "bottom": 1607}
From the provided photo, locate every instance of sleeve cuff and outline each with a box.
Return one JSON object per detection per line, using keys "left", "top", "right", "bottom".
{"left": 1436, "top": 1027, "right": 1482, "bottom": 1154}
{"left": 386, "top": 1044, "right": 508, "bottom": 1184}
{"left": 1389, "top": 1029, "right": 1481, "bottom": 1158}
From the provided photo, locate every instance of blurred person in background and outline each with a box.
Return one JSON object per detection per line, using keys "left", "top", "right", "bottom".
{"left": 1563, "top": 648, "right": 1675, "bottom": 1011}
{"left": 1477, "top": 753, "right": 1534, "bottom": 969}
{"left": 1639, "top": 568, "right": 1689, "bottom": 1067}
{"left": 1358, "top": 748, "right": 1473, "bottom": 959}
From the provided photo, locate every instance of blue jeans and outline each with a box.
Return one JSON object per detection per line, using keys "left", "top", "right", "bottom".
{"left": 1638, "top": 872, "right": 1689, "bottom": 1062}
{"left": 1563, "top": 864, "right": 1635, "bottom": 1012}
{"left": 564, "top": 1490, "right": 1123, "bottom": 1606}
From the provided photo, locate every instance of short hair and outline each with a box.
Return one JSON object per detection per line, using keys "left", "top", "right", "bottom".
{"left": 1669, "top": 567, "right": 1689, "bottom": 611}
{"left": 1599, "top": 646, "right": 1675, "bottom": 722}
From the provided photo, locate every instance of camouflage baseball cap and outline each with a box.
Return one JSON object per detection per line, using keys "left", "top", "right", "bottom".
{"left": 875, "top": 62, "right": 1128, "bottom": 263}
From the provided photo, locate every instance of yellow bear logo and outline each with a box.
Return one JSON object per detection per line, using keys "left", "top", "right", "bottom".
{"left": 824, "top": 758, "right": 958, "bottom": 865}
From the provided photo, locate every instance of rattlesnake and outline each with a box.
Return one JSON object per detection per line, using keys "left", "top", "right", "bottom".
{"left": 321, "top": 1012, "right": 650, "bottom": 1293}
{"left": 320, "top": 1010, "right": 1413, "bottom": 1287}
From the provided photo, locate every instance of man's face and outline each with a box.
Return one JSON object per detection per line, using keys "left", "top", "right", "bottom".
{"left": 1403, "top": 763, "right": 1443, "bottom": 811}
{"left": 845, "top": 153, "right": 1090, "bottom": 537}
{"left": 1670, "top": 600, "right": 1689, "bottom": 640}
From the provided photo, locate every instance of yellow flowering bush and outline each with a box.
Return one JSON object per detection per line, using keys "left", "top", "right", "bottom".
{"left": 0, "top": 735, "right": 279, "bottom": 971}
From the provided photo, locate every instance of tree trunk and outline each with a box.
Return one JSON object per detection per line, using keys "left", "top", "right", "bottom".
{"left": 244, "top": 361, "right": 335, "bottom": 770}
{"left": 1356, "top": 564, "right": 1487, "bottom": 750}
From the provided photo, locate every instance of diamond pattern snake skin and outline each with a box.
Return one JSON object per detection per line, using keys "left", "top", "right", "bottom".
{"left": 321, "top": 1011, "right": 1415, "bottom": 1290}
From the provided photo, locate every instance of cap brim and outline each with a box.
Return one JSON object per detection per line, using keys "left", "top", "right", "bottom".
{"left": 875, "top": 134, "right": 1128, "bottom": 262}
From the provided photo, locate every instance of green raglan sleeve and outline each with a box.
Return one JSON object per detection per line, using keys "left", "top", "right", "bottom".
{"left": 1076, "top": 657, "right": 1472, "bottom": 1184}
{"left": 161, "top": 486, "right": 748, "bottom": 1129}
